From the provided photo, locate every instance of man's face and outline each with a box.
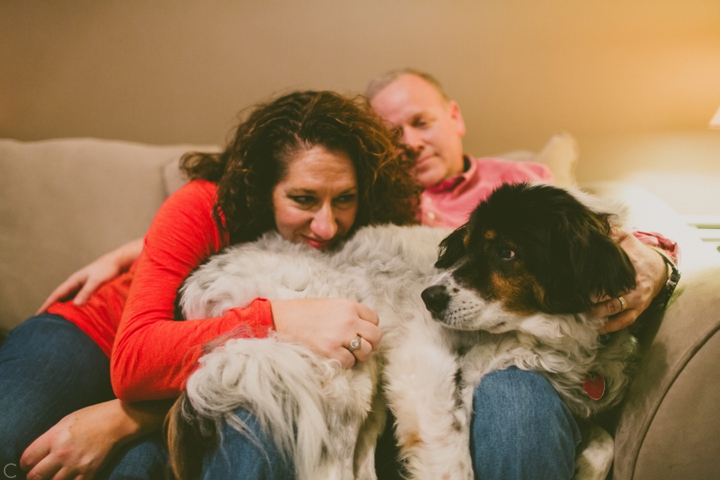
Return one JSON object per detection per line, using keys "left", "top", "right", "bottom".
{"left": 370, "top": 74, "right": 466, "bottom": 188}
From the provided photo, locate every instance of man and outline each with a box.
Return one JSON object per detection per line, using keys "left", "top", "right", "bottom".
{"left": 366, "top": 69, "right": 579, "bottom": 479}
{"left": 367, "top": 68, "right": 673, "bottom": 330}
{"left": 367, "top": 69, "right": 553, "bottom": 229}
{"left": 366, "top": 68, "right": 677, "bottom": 479}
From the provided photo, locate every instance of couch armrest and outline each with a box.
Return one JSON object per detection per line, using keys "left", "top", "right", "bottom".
{"left": 613, "top": 266, "right": 720, "bottom": 479}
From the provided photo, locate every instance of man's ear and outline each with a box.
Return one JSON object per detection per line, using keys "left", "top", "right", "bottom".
{"left": 447, "top": 100, "right": 466, "bottom": 138}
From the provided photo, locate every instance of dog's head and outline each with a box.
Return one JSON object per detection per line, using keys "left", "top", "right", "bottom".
{"left": 422, "top": 183, "right": 636, "bottom": 331}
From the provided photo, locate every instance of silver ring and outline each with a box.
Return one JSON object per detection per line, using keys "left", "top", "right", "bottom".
{"left": 618, "top": 296, "right": 627, "bottom": 313}
{"left": 348, "top": 335, "right": 362, "bottom": 352}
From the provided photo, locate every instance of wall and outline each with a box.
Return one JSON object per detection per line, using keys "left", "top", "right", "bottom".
{"left": 1, "top": 0, "right": 719, "bottom": 213}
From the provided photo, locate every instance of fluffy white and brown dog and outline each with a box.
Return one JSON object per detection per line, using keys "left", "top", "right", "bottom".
{"left": 167, "top": 183, "right": 639, "bottom": 480}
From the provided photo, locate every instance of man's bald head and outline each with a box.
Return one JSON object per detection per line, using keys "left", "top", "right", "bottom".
{"left": 368, "top": 70, "right": 466, "bottom": 187}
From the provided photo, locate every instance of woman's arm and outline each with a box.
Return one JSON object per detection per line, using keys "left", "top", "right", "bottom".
{"left": 37, "top": 238, "right": 144, "bottom": 314}
{"left": 111, "top": 181, "right": 270, "bottom": 401}
{"left": 110, "top": 181, "right": 381, "bottom": 402}
{"left": 19, "top": 400, "right": 169, "bottom": 480}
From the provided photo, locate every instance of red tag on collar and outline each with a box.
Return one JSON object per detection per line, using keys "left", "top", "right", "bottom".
{"left": 583, "top": 373, "right": 606, "bottom": 400}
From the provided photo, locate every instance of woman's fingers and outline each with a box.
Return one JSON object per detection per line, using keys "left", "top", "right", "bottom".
{"left": 272, "top": 298, "right": 383, "bottom": 367}
{"left": 353, "top": 316, "right": 382, "bottom": 351}
{"left": 355, "top": 302, "right": 379, "bottom": 325}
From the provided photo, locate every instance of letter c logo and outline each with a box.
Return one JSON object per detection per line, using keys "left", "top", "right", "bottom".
{"left": 3, "top": 463, "right": 17, "bottom": 478}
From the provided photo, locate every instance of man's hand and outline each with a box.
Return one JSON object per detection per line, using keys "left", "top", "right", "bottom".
{"left": 592, "top": 228, "right": 668, "bottom": 333}
{"left": 36, "top": 239, "right": 143, "bottom": 313}
{"left": 20, "top": 400, "right": 166, "bottom": 480}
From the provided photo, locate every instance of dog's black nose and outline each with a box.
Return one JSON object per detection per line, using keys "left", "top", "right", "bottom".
{"left": 421, "top": 285, "right": 450, "bottom": 315}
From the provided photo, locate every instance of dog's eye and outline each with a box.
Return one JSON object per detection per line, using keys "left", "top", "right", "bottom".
{"left": 499, "top": 249, "right": 516, "bottom": 260}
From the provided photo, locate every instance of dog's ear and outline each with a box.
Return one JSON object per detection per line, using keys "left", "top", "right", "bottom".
{"left": 436, "top": 225, "right": 469, "bottom": 269}
{"left": 581, "top": 232, "right": 637, "bottom": 305}
{"left": 542, "top": 227, "right": 637, "bottom": 313}
{"left": 166, "top": 393, "right": 213, "bottom": 480}
{"left": 582, "top": 214, "right": 637, "bottom": 306}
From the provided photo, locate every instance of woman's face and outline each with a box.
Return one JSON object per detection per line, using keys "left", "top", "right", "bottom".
{"left": 272, "top": 145, "right": 359, "bottom": 250}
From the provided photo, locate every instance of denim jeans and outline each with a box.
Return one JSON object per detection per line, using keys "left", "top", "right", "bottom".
{"left": 0, "top": 314, "right": 167, "bottom": 480}
{"left": 202, "top": 367, "right": 581, "bottom": 480}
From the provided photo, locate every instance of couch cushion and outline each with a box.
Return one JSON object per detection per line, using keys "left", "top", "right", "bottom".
{"left": 0, "top": 138, "right": 215, "bottom": 332}
{"left": 496, "top": 132, "right": 579, "bottom": 188}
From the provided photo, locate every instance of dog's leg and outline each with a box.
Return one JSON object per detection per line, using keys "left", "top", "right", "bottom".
{"left": 352, "top": 388, "right": 386, "bottom": 480}
{"left": 573, "top": 422, "right": 614, "bottom": 480}
{"left": 312, "top": 358, "right": 378, "bottom": 480}
{"left": 383, "top": 320, "right": 474, "bottom": 480}
{"left": 186, "top": 339, "right": 375, "bottom": 480}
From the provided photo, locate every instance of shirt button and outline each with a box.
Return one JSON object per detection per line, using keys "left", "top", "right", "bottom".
{"left": 427, "top": 212, "right": 436, "bottom": 220}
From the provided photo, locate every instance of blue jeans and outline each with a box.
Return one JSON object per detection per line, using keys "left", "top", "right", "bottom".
{"left": 0, "top": 314, "right": 167, "bottom": 480}
{"left": 202, "top": 367, "right": 581, "bottom": 480}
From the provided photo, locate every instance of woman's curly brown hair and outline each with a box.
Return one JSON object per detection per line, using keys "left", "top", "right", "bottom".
{"left": 180, "top": 90, "right": 420, "bottom": 245}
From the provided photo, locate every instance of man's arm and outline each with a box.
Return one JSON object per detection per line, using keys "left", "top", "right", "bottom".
{"left": 20, "top": 399, "right": 169, "bottom": 480}
{"left": 594, "top": 229, "right": 678, "bottom": 333}
{"left": 37, "top": 238, "right": 143, "bottom": 313}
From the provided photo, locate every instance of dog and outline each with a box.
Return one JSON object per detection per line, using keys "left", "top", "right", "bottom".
{"left": 168, "top": 183, "right": 639, "bottom": 480}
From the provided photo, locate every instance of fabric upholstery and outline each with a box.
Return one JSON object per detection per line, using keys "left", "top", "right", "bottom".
{"left": 613, "top": 266, "right": 720, "bottom": 479}
{"left": 0, "top": 138, "right": 216, "bottom": 332}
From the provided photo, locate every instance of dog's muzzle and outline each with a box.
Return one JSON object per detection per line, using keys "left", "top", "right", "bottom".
{"left": 421, "top": 285, "right": 450, "bottom": 318}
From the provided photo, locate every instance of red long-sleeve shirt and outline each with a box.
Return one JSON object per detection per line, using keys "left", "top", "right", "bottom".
{"left": 110, "top": 180, "right": 274, "bottom": 401}
{"left": 53, "top": 180, "right": 273, "bottom": 401}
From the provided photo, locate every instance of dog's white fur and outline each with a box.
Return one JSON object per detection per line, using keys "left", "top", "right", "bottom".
{"left": 181, "top": 225, "right": 467, "bottom": 479}
{"left": 178, "top": 189, "right": 636, "bottom": 480}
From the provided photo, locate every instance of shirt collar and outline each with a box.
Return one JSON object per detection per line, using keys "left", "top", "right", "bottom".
{"left": 425, "top": 155, "right": 475, "bottom": 194}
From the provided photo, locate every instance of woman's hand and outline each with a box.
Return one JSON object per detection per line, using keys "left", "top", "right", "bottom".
{"left": 271, "top": 298, "right": 382, "bottom": 369}
{"left": 36, "top": 238, "right": 143, "bottom": 314}
{"left": 592, "top": 229, "right": 668, "bottom": 333}
{"left": 20, "top": 399, "right": 167, "bottom": 480}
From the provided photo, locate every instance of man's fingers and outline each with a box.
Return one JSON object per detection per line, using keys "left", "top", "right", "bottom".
{"left": 73, "top": 280, "right": 102, "bottom": 306}
{"left": 601, "top": 311, "right": 638, "bottom": 334}
{"left": 20, "top": 438, "right": 50, "bottom": 471}
{"left": 36, "top": 279, "right": 83, "bottom": 314}
{"left": 24, "top": 456, "right": 63, "bottom": 480}
{"left": 591, "top": 298, "right": 619, "bottom": 318}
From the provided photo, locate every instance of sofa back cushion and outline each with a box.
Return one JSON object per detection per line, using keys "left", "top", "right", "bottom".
{"left": 0, "top": 138, "right": 217, "bottom": 332}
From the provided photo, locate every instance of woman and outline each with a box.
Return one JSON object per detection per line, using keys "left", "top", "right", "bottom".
{"left": 114, "top": 89, "right": 574, "bottom": 480}
{"left": 0, "top": 90, "right": 418, "bottom": 479}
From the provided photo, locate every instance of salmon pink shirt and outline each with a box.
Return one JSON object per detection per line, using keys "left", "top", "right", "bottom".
{"left": 420, "top": 156, "right": 555, "bottom": 229}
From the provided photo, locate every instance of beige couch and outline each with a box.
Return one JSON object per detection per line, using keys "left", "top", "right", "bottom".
{"left": 1, "top": 137, "right": 719, "bottom": 479}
